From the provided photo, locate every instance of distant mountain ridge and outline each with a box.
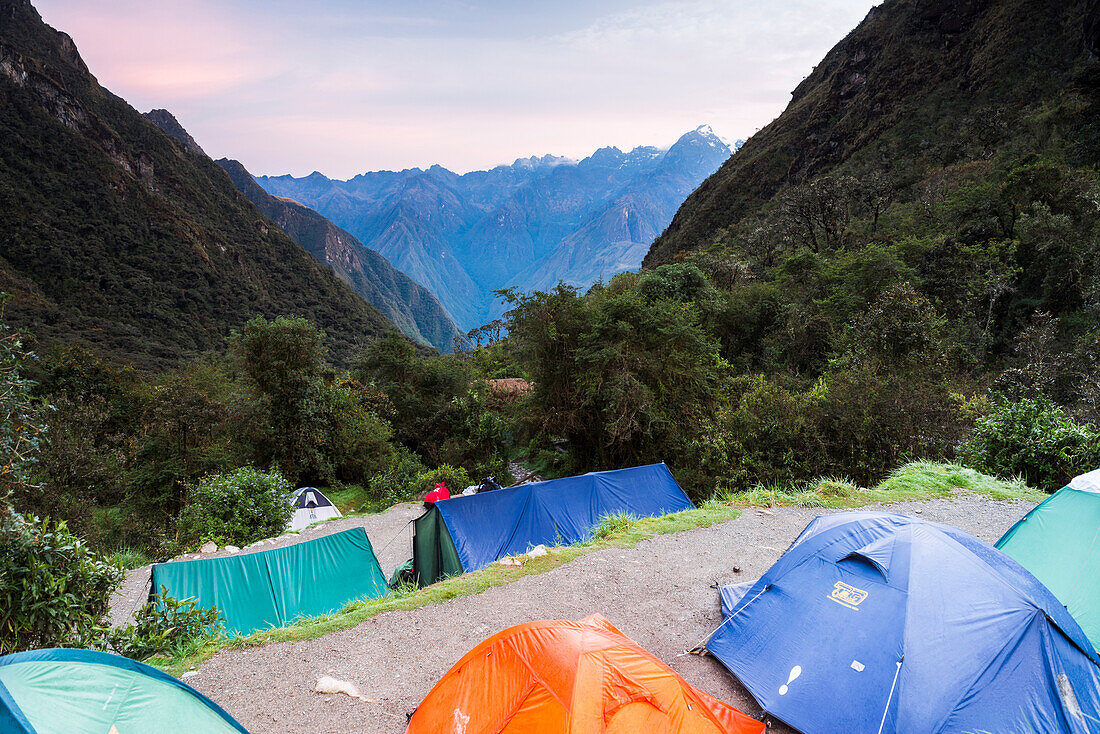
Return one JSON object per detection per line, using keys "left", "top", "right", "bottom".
{"left": 0, "top": 0, "right": 398, "bottom": 368}
{"left": 258, "top": 127, "right": 737, "bottom": 329}
{"left": 215, "top": 158, "right": 468, "bottom": 351}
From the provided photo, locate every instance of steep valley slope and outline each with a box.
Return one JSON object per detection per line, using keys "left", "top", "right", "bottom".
{"left": 0, "top": 0, "right": 399, "bottom": 368}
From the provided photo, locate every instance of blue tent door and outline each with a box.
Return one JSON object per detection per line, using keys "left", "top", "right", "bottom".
{"left": 710, "top": 556, "right": 907, "bottom": 733}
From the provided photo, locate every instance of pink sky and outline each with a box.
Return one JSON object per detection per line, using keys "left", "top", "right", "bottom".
{"left": 33, "top": 0, "right": 877, "bottom": 178}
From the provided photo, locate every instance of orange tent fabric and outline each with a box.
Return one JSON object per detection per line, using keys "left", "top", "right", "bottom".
{"left": 406, "top": 615, "right": 765, "bottom": 734}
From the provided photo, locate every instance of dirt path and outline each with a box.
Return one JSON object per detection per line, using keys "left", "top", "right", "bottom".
{"left": 184, "top": 492, "right": 1035, "bottom": 733}
{"left": 108, "top": 503, "right": 424, "bottom": 627}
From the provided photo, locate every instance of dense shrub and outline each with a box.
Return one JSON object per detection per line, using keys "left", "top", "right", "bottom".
{"left": 356, "top": 333, "right": 513, "bottom": 478}
{"left": 109, "top": 586, "right": 222, "bottom": 660}
{"left": 417, "top": 464, "right": 473, "bottom": 495}
{"left": 0, "top": 317, "right": 47, "bottom": 504}
{"left": 177, "top": 467, "right": 293, "bottom": 547}
{"left": 0, "top": 509, "right": 123, "bottom": 653}
{"left": 959, "top": 396, "right": 1100, "bottom": 489}
{"left": 366, "top": 453, "right": 474, "bottom": 506}
{"left": 367, "top": 448, "right": 428, "bottom": 507}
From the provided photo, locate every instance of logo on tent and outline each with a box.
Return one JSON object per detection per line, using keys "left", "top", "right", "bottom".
{"left": 828, "top": 581, "right": 867, "bottom": 610}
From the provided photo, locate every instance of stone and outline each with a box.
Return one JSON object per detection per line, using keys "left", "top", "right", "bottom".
{"left": 313, "top": 676, "right": 378, "bottom": 703}
{"left": 199, "top": 541, "right": 217, "bottom": 554}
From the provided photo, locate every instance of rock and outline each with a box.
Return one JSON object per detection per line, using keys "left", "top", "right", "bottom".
{"left": 199, "top": 541, "right": 217, "bottom": 554}
{"left": 526, "top": 544, "right": 548, "bottom": 558}
{"left": 498, "top": 556, "right": 524, "bottom": 566}
{"left": 313, "top": 675, "right": 379, "bottom": 703}
{"left": 224, "top": 545, "right": 240, "bottom": 554}
{"left": 181, "top": 671, "right": 199, "bottom": 679}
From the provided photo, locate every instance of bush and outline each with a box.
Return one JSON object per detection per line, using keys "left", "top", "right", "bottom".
{"left": 959, "top": 395, "right": 1100, "bottom": 489}
{"left": 367, "top": 448, "right": 428, "bottom": 508}
{"left": 0, "top": 509, "right": 123, "bottom": 653}
{"left": 418, "top": 464, "right": 472, "bottom": 495}
{"left": 177, "top": 467, "right": 293, "bottom": 547}
{"left": 108, "top": 586, "right": 222, "bottom": 660}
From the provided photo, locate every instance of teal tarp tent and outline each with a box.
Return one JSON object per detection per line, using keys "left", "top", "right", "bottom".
{"left": 151, "top": 527, "right": 388, "bottom": 635}
{"left": 997, "top": 484, "right": 1100, "bottom": 652}
{"left": 0, "top": 648, "right": 250, "bottom": 734}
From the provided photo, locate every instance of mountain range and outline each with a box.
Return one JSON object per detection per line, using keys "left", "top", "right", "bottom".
{"left": 258, "top": 128, "right": 739, "bottom": 330}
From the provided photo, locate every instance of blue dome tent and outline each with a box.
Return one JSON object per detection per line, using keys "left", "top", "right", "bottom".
{"left": 705, "top": 512, "right": 1100, "bottom": 733}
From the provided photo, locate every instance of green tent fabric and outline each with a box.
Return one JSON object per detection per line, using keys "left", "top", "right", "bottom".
{"left": 996, "top": 486, "right": 1100, "bottom": 652}
{"left": 151, "top": 527, "right": 388, "bottom": 636}
{"left": 413, "top": 507, "right": 463, "bottom": 586}
{"left": 0, "top": 648, "right": 249, "bottom": 734}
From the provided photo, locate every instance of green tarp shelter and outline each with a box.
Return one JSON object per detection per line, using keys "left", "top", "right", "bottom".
{"left": 0, "top": 648, "right": 250, "bottom": 734}
{"left": 151, "top": 527, "right": 388, "bottom": 636}
{"left": 997, "top": 485, "right": 1100, "bottom": 652}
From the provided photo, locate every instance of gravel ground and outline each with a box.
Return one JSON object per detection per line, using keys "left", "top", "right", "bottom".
{"left": 183, "top": 492, "right": 1035, "bottom": 733}
{"left": 108, "top": 503, "right": 424, "bottom": 627}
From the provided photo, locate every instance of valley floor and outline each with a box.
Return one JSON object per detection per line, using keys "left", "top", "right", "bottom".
{"left": 183, "top": 492, "right": 1034, "bottom": 733}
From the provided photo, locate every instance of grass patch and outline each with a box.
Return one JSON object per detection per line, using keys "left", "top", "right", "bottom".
{"left": 108, "top": 547, "right": 153, "bottom": 570}
{"left": 149, "top": 500, "right": 741, "bottom": 677}
{"left": 322, "top": 484, "right": 374, "bottom": 514}
{"left": 722, "top": 461, "right": 1044, "bottom": 508}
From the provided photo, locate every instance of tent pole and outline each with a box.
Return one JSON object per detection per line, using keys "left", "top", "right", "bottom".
{"left": 876, "top": 657, "right": 903, "bottom": 734}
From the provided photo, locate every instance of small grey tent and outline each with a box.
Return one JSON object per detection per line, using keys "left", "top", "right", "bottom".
{"left": 287, "top": 486, "right": 342, "bottom": 531}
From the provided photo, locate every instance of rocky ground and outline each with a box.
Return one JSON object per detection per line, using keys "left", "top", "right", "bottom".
{"left": 176, "top": 492, "right": 1035, "bottom": 733}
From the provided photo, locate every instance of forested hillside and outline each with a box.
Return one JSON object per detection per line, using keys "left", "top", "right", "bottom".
{"left": 0, "top": 0, "right": 397, "bottom": 369}
{"left": 215, "top": 157, "right": 468, "bottom": 352}
{"left": 497, "top": 0, "right": 1100, "bottom": 493}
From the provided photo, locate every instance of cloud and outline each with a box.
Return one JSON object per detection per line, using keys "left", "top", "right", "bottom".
{"left": 32, "top": 0, "right": 877, "bottom": 177}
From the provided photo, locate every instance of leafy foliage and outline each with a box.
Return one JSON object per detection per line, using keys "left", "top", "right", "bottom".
{"left": 177, "top": 467, "right": 293, "bottom": 548}
{"left": 355, "top": 333, "right": 511, "bottom": 479}
{"left": 0, "top": 308, "right": 47, "bottom": 504}
{"left": 959, "top": 396, "right": 1100, "bottom": 489}
{"left": 0, "top": 510, "right": 123, "bottom": 653}
{"left": 501, "top": 269, "right": 720, "bottom": 479}
{"left": 108, "top": 586, "right": 222, "bottom": 661}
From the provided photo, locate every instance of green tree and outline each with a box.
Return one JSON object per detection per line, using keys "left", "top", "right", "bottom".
{"left": 229, "top": 316, "right": 336, "bottom": 483}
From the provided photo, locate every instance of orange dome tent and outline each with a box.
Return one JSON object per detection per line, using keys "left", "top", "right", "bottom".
{"left": 406, "top": 615, "right": 764, "bottom": 734}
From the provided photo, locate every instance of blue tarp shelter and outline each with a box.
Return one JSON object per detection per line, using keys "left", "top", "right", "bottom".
{"left": 151, "top": 527, "right": 388, "bottom": 636}
{"left": 706, "top": 512, "right": 1100, "bottom": 734}
{"left": 413, "top": 463, "right": 694, "bottom": 584}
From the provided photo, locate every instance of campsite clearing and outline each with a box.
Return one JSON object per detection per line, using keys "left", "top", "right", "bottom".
{"left": 184, "top": 489, "right": 1036, "bottom": 734}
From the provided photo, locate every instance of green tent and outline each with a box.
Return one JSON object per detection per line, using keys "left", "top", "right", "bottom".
{"left": 996, "top": 486, "right": 1100, "bottom": 652}
{"left": 0, "top": 648, "right": 249, "bottom": 734}
{"left": 151, "top": 527, "right": 388, "bottom": 636}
